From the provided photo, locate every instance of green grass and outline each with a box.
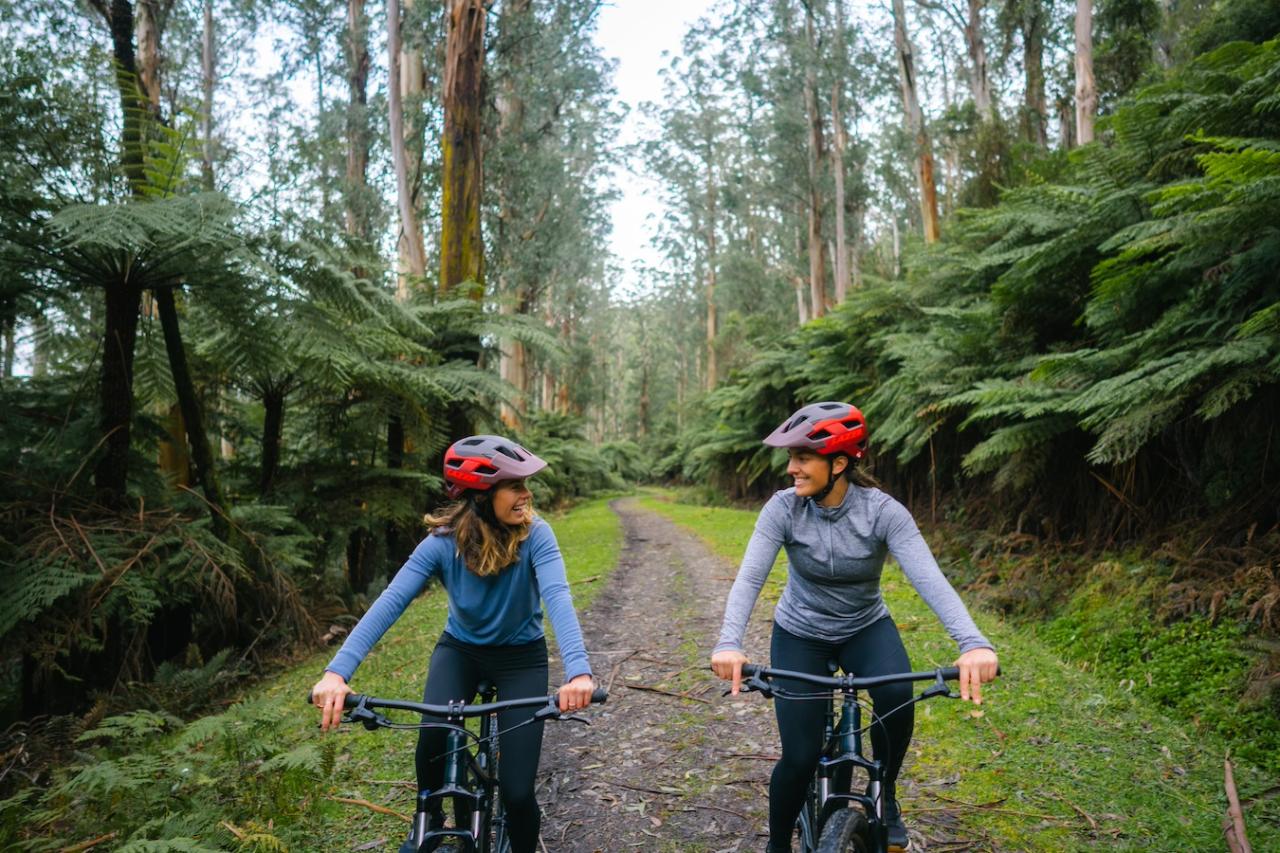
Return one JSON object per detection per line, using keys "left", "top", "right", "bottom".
{"left": 3, "top": 498, "right": 624, "bottom": 853}
{"left": 636, "top": 493, "right": 1280, "bottom": 851}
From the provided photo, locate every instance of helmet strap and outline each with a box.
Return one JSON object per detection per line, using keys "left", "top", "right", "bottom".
{"left": 813, "top": 456, "right": 839, "bottom": 504}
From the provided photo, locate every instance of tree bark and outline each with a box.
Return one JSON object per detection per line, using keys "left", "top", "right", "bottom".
{"left": 345, "top": 0, "right": 370, "bottom": 240}
{"left": 439, "top": 0, "right": 486, "bottom": 296}
{"left": 892, "top": 0, "right": 941, "bottom": 243}
{"left": 803, "top": 2, "right": 829, "bottom": 315}
{"left": 1021, "top": 2, "right": 1048, "bottom": 147}
{"left": 497, "top": 0, "right": 531, "bottom": 424}
{"left": 155, "top": 287, "right": 228, "bottom": 539}
{"left": 1074, "top": 0, "right": 1096, "bottom": 144}
{"left": 388, "top": 0, "right": 427, "bottom": 299}
{"left": 136, "top": 0, "right": 161, "bottom": 111}
{"left": 830, "top": 83, "right": 850, "bottom": 304}
{"left": 704, "top": 152, "right": 718, "bottom": 390}
{"left": 966, "top": 0, "right": 994, "bottom": 121}
{"left": 200, "top": 0, "right": 215, "bottom": 190}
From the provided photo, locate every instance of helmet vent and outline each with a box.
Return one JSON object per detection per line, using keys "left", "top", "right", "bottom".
{"left": 785, "top": 416, "right": 805, "bottom": 432}
{"left": 809, "top": 428, "right": 832, "bottom": 440}
{"left": 820, "top": 402, "right": 843, "bottom": 410}
{"left": 461, "top": 438, "right": 484, "bottom": 446}
{"left": 843, "top": 419, "right": 862, "bottom": 429}
{"left": 496, "top": 445, "right": 524, "bottom": 461}
{"left": 475, "top": 463, "right": 499, "bottom": 475}
{"left": 446, "top": 458, "right": 464, "bottom": 467}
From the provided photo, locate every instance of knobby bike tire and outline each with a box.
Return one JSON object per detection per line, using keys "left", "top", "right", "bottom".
{"left": 814, "top": 808, "right": 872, "bottom": 853}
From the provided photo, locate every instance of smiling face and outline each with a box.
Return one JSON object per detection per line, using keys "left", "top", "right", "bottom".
{"left": 786, "top": 449, "right": 848, "bottom": 499}
{"left": 489, "top": 478, "right": 533, "bottom": 526}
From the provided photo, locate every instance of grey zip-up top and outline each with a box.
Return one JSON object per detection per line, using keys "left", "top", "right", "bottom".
{"left": 715, "top": 486, "right": 993, "bottom": 654}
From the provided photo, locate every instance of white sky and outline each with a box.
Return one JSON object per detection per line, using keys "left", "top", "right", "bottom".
{"left": 594, "top": 0, "right": 718, "bottom": 296}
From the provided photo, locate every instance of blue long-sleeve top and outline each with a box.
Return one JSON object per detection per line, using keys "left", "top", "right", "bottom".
{"left": 326, "top": 517, "right": 592, "bottom": 683}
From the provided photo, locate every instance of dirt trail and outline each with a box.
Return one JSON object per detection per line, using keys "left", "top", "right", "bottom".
{"left": 535, "top": 498, "right": 989, "bottom": 853}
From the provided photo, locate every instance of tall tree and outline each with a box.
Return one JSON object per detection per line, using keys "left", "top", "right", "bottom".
{"left": 892, "top": 0, "right": 942, "bottom": 242}
{"left": 345, "top": 0, "right": 371, "bottom": 242}
{"left": 440, "top": 0, "right": 486, "bottom": 295}
{"left": 1075, "top": 0, "right": 1096, "bottom": 144}
{"left": 388, "top": 0, "right": 427, "bottom": 297}
{"left": 802, "top": 0, "right": 830, "bottom": 315}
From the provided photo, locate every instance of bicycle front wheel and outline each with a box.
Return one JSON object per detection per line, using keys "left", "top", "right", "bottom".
{"left": 814, "top": 808, "right": 872, "bottom": 853}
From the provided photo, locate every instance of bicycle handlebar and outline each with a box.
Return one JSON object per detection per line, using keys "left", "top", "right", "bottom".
{"left": 307, "top": 687, "right": 609, "bottom": 716}
{"left": 739, "top": 664, "right": 963, "bottom": 689}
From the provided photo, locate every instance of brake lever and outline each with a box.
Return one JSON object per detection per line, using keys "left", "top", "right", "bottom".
{"left": 920, "top": 673, "right": 959, "bottom": 701}
{"left": 345, "top": 696, "right": 385, "bottom": 730}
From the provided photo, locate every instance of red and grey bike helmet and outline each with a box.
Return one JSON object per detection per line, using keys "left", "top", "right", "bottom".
{"left": 443, "top": 435, "right": 548, "bottom": 499}
{"left": 764, "top": 401, "right": 868, "bottom": 459}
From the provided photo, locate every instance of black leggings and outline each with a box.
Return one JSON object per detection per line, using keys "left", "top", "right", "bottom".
{"left": 415, "top": 632, "right": 549, "bottom": 853}
{"left": 768, "top": 618, "right": 914, "bottom": 845}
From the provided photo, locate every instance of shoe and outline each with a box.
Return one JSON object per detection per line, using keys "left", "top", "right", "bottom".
{"left": 884, "top": 799, "right": 910, "bottom": 851}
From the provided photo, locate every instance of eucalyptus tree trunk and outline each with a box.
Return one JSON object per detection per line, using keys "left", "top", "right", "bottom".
{"left": 1021, "top": 2, "right": 1048, "bottom": 147}
{"left": 440, "top": 0, "right": 486, "bottom": 296}
{"left": 345, "top": 0, "right": 370, "bottom": 241}
{"left": 497, "top": 0, "right": 531, "bottom": 425}
{"left": 830, "top": 83, "right": 850, "bottom": 304}
{"left": 966, "top": 0, "right": 994, "bottom": 121}
{"left": 892, "top": 0, "right": 941, "bottom": 243}
{"left": 1074, "top": 0, "right": 1096, "bottom": 144}
{"left": 388, "top": 0, "right": 427, "bottom": 299}
{"left": 201, "top": 0, "right": 215, "bottom": 190}
{"left": 136, "top": 0, "right": 161, "bottom": 111}
{"left": 803, "top": 2, "right": 829, "bottom": 316}
{"left": 704, "top": 158, "right": 719, "bottom": 390}
{"left": 94, "top": 0, "right": 147, "bottom": 505}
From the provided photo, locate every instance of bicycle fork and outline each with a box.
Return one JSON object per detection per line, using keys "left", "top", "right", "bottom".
{"left": 815, "top": 695, "right": 883, "bottom": 832}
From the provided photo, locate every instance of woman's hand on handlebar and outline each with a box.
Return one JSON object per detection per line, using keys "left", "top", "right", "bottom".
{"left": 954, "top": 647, "right": 999, "bottom": 704}
{"left": 558, "top": 673, "right": 595, "bottom": 713}
{"left": 711, "top": 649, "right": 749, "bottom": 696}
{"left": 311, "top": 671, "right": 353, "bottom": 731}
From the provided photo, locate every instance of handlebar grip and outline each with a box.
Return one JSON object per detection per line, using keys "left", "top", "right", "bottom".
{"left": 741, "top": 663, "right": 762, "bottom": 678}
{"left": 939, "top": 666, "right": 961, "bottom": 681}
{"left": 307, "top": 690, "right": 361, "bottom": 709}
{"left": 590, "top": 688, "right": 609, "bottom": 705}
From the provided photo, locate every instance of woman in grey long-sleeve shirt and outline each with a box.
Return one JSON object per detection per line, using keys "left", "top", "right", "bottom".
{"left": 711, "top": 402, "right": 998, "bottom": 853}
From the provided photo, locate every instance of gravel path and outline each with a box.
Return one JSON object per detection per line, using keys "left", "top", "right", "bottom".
{"left": 535, "top": 497, "right": 990, "bottom": 853}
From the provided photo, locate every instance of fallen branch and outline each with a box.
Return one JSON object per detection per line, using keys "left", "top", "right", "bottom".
{"left": 681, "top": 802, "right": 752, "bottom": 820}
{"left": 624, "top": 683, "right": 712, "bottom": 704}
{"left": 59, "top": 832, "right": 118, "bottom": 853}
{"left": 329, "top": 796, "right": 412, "bottom": 823}
{"left": 917, "top": 795, "right": 1060, "bottom": 822}
{"left": 1224, "top": 755, "right": 1252, "bottom": 853}
{"left": 572, "top": 574, "right": 602, "bottom": 585}
{"left": 606, "top": 650, "right": 640, "bottom": 693}
{"left": 221, "top": 822, "right": 247, "bottom": 841}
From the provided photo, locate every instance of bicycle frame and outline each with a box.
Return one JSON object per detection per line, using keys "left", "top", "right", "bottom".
{"left": 739, "top": 664, "right": 962, "bottom": 853}
{"left": 315, "top": 685, "right": 606, "bottom": 853}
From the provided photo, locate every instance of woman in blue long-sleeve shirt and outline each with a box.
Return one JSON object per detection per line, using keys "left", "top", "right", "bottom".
{"left": 311, "top": 435, "right": 594, "bottom": 853}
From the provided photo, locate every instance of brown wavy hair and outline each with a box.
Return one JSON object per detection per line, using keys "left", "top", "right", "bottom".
{"left": 424, "top": 490, "right": 534, "bottom": 577}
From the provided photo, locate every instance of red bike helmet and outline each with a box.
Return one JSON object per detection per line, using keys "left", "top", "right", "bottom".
{"left": 763, "top": 402, "right": 868, "bottom": 459}
{"left": 443, "top": 435, "right": 548, "bottom": 499}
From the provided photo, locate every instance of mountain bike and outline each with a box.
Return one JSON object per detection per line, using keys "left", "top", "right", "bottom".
{"left": 312, "top": 684, "right": 607, "bottom": 852}
{"left": 737, "top": 663, "right": 964, "bottom": 853}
